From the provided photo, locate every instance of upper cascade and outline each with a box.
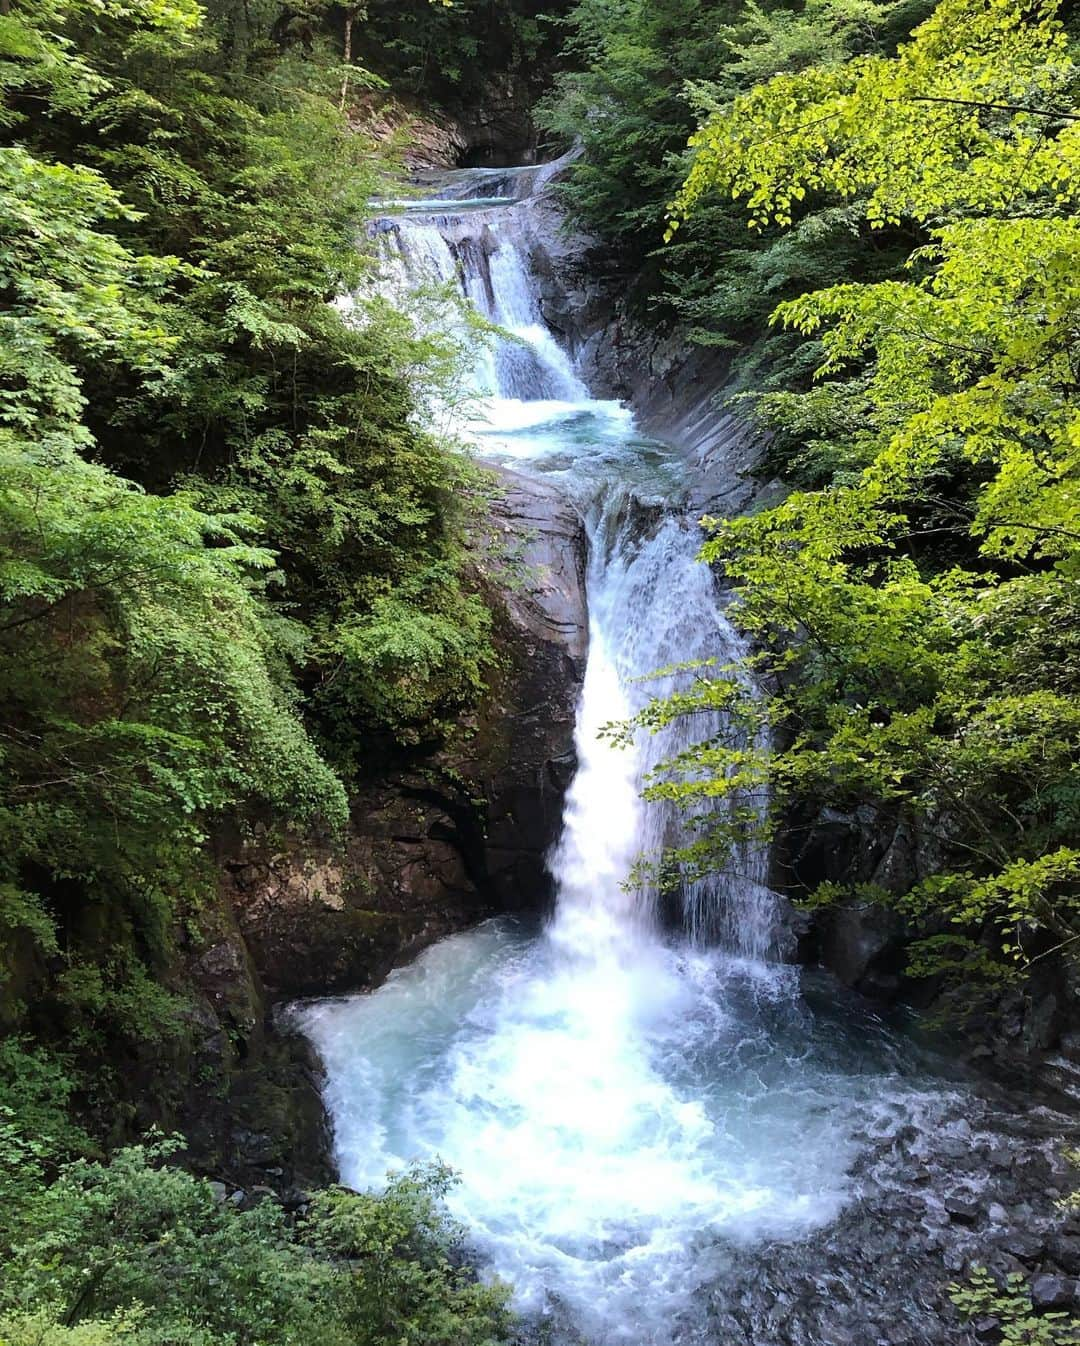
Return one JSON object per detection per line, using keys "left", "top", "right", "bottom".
{"left": 373, "top": 157, "right": 588, "bottom": 405}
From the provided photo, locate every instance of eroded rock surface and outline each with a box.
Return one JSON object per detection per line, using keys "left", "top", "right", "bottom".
{"left": 224, "top": 468, "right": 587, "bottom": 1005}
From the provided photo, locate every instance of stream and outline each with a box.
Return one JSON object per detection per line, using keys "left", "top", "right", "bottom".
{"left": 293, "top": 163, "right": 1078, "bottom": 1346}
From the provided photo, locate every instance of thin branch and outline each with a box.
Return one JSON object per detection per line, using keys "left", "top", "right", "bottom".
{"left": 905, "top": 95, "right": 1080, "bottom": 122}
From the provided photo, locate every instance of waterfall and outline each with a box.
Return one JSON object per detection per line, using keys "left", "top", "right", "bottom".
{"left": 549, "top": 499, "right": 775, "bottom": 963}
{"left": 378, "top": 210, "right": 587, "bottom": 404}
{"left": 373, "top": 174, "right": 773, "bottom": 959}
{"left": 292, "top": 162, "right": 949, "bottom": 1346}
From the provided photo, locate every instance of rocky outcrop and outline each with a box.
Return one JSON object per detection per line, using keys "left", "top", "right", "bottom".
{"left": 356, "top": 78, "right": 543, "bottom": 172}
{"left": 697, "top": 1088, "right": 1080, "bottom": 1346}
{"left": 353, "top": 96, "right": 468, "bottom": 170}
{"left": 775, "top": 806, "right": 915, "bottom": 997}
{"left": 584, "top": 322, "right": 777, "bottom": 517}
{"left": 220, "top": 468, "right": 587, "bottom": 1006}
{"left": 465, "top": 467, "right": 588, "bottom": 903}
{"left": 170, "top": 466, "right": 588, "bottom": 1187}
{"left": 454, "top": 76, "right": 539, "bottom": 167}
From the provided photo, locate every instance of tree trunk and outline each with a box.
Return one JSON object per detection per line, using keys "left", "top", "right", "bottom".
{"left": 339, "top": 8, "right": 354, "bottom": 112}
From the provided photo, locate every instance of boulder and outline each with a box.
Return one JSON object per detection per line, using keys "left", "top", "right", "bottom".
{"left": 1030, "top": 1274, "right": 1076, "bottom": 1310}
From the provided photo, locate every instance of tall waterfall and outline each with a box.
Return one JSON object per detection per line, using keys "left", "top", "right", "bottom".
{"left": 294, "top": 164, "right": 949, "bottom": 1346}
{"left": 548, "top": 501, "right": 775, "bottom": 963}
{"left": 378, "top": 176, "right": 775, "bottom": 960}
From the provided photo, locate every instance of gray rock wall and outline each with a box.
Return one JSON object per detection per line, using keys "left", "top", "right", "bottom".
{"left": 224, "top": 466, "right": 588, "bottom": 1006}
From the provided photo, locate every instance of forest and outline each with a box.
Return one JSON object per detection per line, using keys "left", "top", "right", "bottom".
{"left": 2, "top": 0, "right": 1080, "bottom": 1341}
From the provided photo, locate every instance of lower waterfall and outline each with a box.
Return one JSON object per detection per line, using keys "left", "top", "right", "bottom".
{"left": 294, "top": 167, "right": 966, "bottom": 1344}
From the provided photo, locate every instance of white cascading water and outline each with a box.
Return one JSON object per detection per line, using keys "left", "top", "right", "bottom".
{"left": 294, "top": 166, "right": 956, "bottom": 1345}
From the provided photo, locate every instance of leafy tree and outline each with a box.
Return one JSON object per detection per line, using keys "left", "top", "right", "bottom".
{"left": 540, "top": 0, "right": 929, "bottom": 389}
{"left": 0, "top": 1136, "right": 512, "bottom": 1346}
{"left": 644, "top": 0, "right": 1080, "bottom": 997}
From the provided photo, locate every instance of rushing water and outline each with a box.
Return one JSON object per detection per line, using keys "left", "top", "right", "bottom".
{"left": 294, "top": 166, "right": 964, "bottom": 1344}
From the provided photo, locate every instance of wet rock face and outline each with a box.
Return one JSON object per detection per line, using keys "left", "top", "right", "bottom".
{"left": 773, "top": 807, "right": 919, "bottom": 997}
{"left": 463, "top": 468, "right": 587, "bottom": 907}
{"left": 359, "top": 81, "right": 542, "bottom": 172}
{"left": 455, "top": 77, "right": 538, "bottom": 167}
{"left": 162, "top": 920, "right": 334, "bottom": 1193}
{"left": 225, "top": 467, "right": 587, "bottom": 1003}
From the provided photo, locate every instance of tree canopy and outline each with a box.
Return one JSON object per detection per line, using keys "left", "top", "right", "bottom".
{"left": 637, "top": 0, "right": 1080, "bottom": 1000}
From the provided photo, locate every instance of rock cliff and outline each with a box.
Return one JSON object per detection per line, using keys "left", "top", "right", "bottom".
{"left": 173, "top": 466, "right": 589, "bottom": 1185}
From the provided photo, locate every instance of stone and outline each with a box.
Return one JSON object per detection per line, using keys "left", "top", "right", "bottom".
{"left": 936, "top": 1139, "right": 972, "bottom": 1162}
{"left": 1030, "top": 1274, "right": 1075, "bottom": 1310}
{"left": 1047, "top": 1234, "right": 1080, "bottom": 1275}
{"left": 1000, "top": 1230, "right": 1045, "bottom": 1263}
{"left": 944, "top": 1247, "right": 970, "bottom": 1273}
{"left": 817, "top": 902, "right": 906, "bottom": 990}
{"left": 208, "top": 1181, "right": 227, "bottom": 1203}
{"left": 988, "top": 1203, "right": 1009, "bottom": 1224}
{"left": 229, "top": 465, "right": 590, "bottom": 1002}
{"left": 233, "top": 1129, "right": 277, "bottom": 1166}
{"left": 944, "top": 1195, "right": 980, "bottom": 1224}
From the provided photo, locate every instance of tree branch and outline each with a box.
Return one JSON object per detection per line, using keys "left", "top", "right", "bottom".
{"left": 905, "top": 95, "right": 1080, "bottom": 122}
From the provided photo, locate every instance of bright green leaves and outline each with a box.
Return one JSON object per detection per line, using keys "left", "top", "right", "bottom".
{"left": 671, "top": 0, "right": 1079, "bottom": 233}
{"left": 0, "top": 148, "right": 180, "bottom": 437}
{"left": 952, "top": 1268, "right": 1080, "bottom": 1346}
{"left": 764, "top": 214, "right": 1080, "bottom": 572}
{"left": 0, "top": 0, "right": 204, "bottom": 133}
{"left": 653, "top": 0, "right": 1080, "bottom": 990}
{"left": 0, "top": 438, "right": 349, "bottom": 896}
{"left": 327, "top": 572, "right": 493, "bottom": 741}
{"left": 81, "top": 0, "right": 204, "bottom": 29}
{"left": 0, "top": 1139, "right": 512, "bottom": 1346}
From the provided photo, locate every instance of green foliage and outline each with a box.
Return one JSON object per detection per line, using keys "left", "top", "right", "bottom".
{"left": 670, "top": 0, "right": 1077, "bottom": 230}
{"left": 304, "top": 1164, "right": 513, "bottom": 1345}
{"left": 0, "top": 0, "right": 494, "bottom": 1065}
{"left": 0, "top": 1041, "right": 90, "bottom": 1252}
{"left": 359, "top": 0, "right": 566, "bottom": 107}
{"left": 0, "top": 435, "right": 349, "bottom": 1052}
{"left": 952, "top": 1268, "right": 1080, "bottom": 1344}
{"left": 0, "top": 1138, "right": 513, "bottom": 1346}
{"left": 641, "top": 0, "right": 1080, "bottom": 993}
{"left": 540, "top": 0, "right": 926, "bottom": 387}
